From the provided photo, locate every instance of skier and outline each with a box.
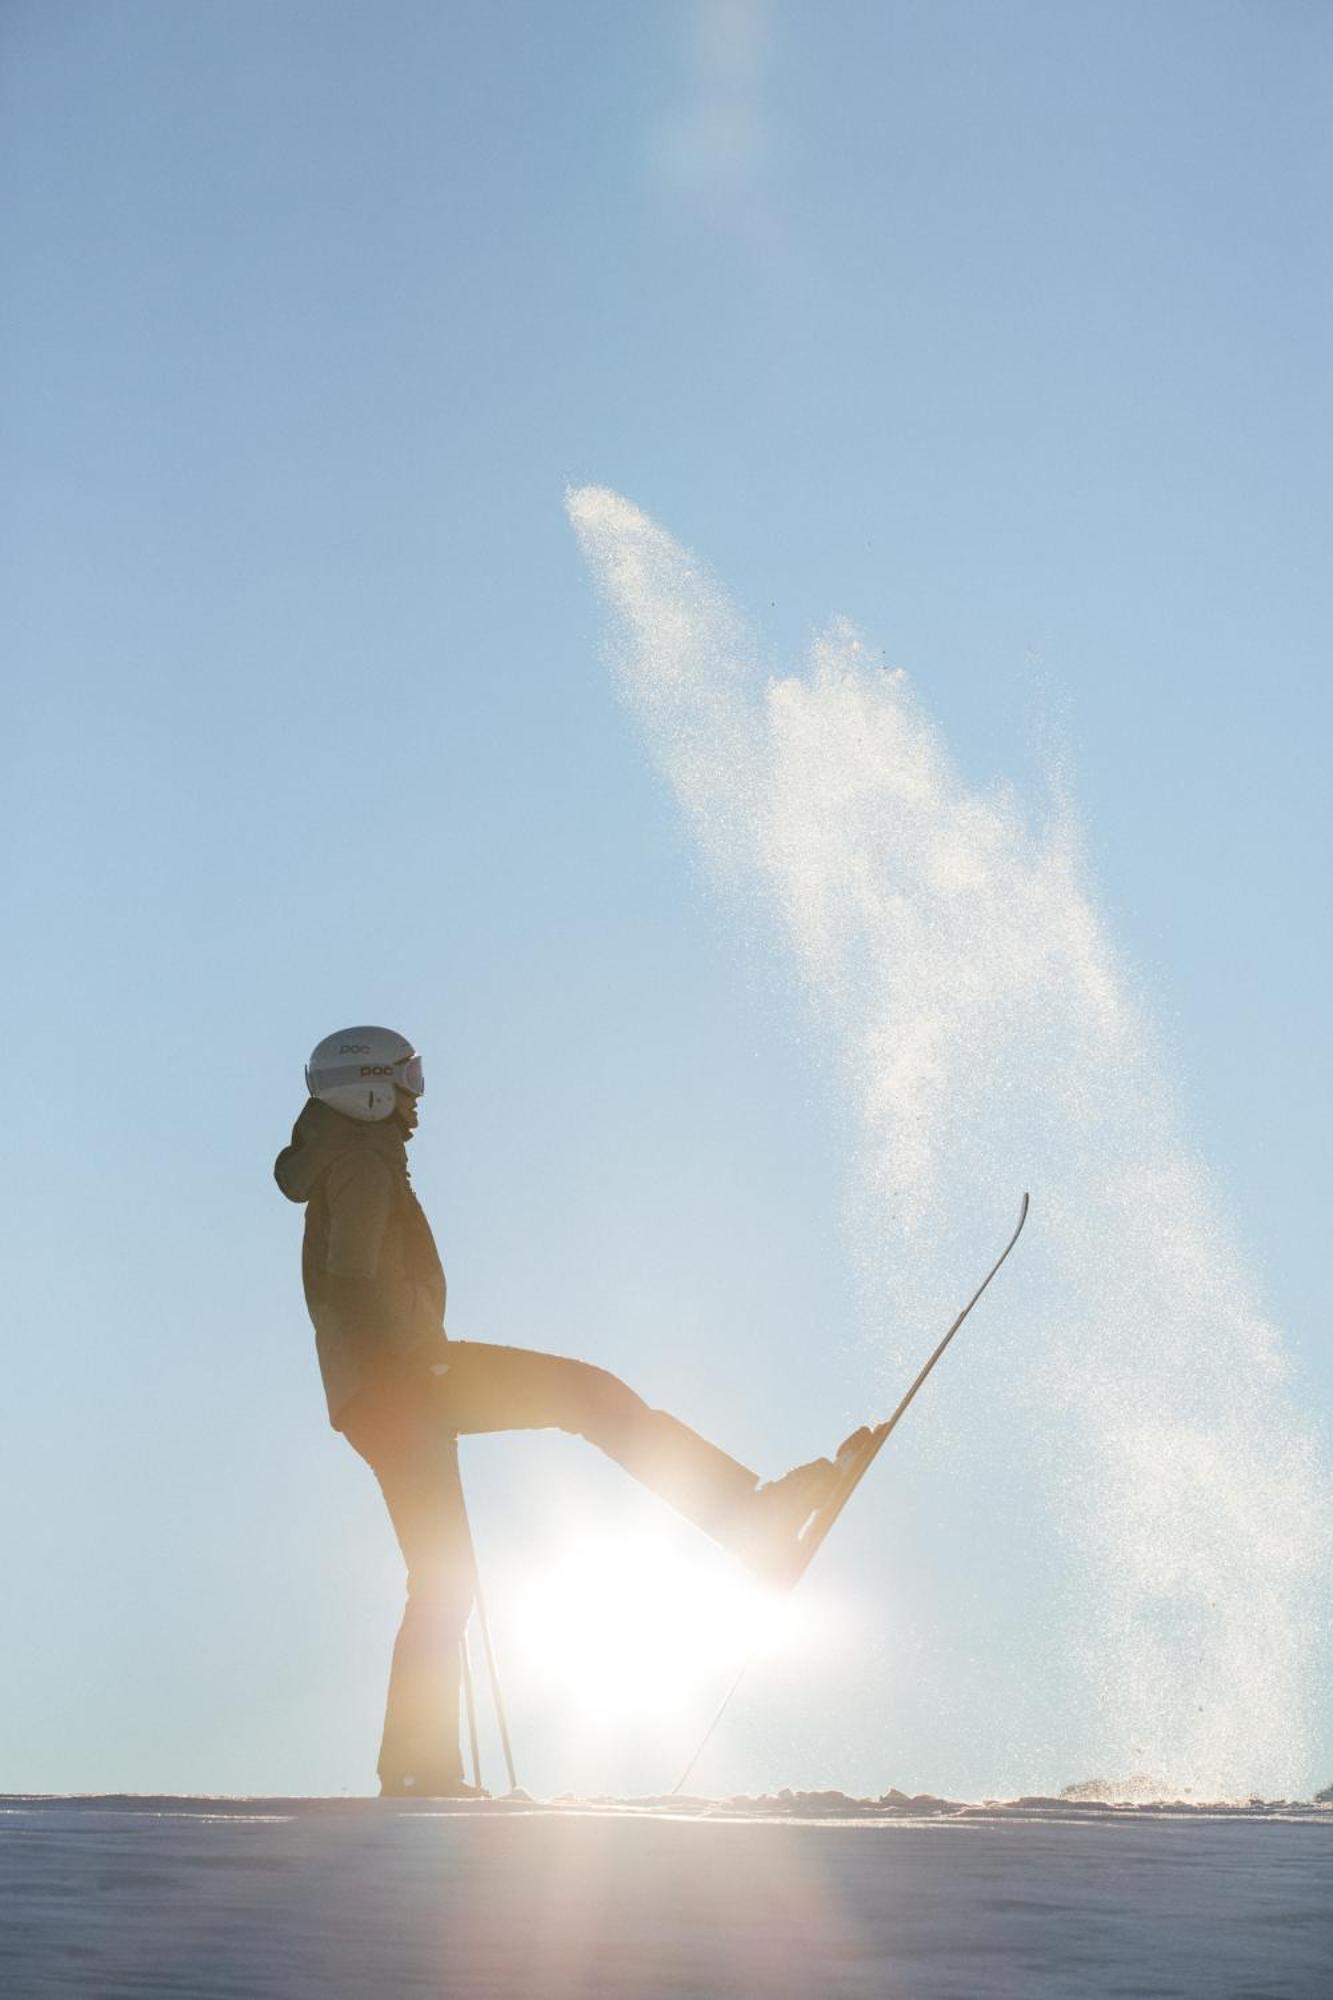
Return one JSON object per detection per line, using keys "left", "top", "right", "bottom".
{"left": 275, "top": 1025, "right": 847, "bottom": 1798}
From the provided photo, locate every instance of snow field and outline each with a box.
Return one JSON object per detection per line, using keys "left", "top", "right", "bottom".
{"left": 3, "top": 1795, "right": 1330, "bottom": 1998}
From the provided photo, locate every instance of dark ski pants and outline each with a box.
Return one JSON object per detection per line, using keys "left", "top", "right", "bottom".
{"left": 340, "top": 1341, "right": 758, "bottom": 1791}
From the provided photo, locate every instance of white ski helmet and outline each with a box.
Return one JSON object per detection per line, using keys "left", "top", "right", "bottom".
{"left": 305, "top": 1025, "right": 425, "bottom": 1124}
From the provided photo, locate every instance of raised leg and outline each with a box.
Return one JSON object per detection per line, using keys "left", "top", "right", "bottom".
{"left": 437, "top": 1341, "right": 758, "bottom": 1540}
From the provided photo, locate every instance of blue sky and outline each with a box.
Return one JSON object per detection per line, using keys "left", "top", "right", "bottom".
{"left": 2, "top": 0, "right": 1328, "bottom": 1799}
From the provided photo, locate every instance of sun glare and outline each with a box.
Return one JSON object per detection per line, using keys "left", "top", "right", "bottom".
{"left": 506, "top": 1531, "right": 805, "bottom": 1724}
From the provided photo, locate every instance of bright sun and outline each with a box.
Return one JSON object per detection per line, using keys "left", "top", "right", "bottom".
{"left": 504, "top": 1531, "right": 805, "bottom": 1724}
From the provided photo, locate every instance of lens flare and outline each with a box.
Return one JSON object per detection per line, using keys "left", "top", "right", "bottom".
{"left": 507, "top": 1532, "right": 802, "bottom": 1725}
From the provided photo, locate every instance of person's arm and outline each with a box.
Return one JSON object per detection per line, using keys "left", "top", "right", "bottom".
{"left": 322, "top": 1151, "right": 416, "bottom": 1337}
{"left": 325, "top": 1150, "right": 393, "bottom": 1280}
{"left": 322, "top": 1151, "right": 450, "bottom": 1375}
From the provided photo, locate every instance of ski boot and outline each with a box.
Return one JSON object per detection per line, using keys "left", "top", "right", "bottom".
{"left": 732, "top": 1430, "right": 875, "bottom": 1586}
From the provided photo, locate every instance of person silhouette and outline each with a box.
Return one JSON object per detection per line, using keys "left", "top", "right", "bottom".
{"left": 276, "top": 1025, "right": 845, "bottom": 1798}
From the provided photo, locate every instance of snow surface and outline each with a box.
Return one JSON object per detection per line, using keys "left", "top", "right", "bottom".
{"left": 2, "top": 1793, "right": 1330, "bottom": 1998}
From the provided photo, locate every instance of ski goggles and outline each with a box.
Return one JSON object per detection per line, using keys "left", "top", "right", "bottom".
{"left": 306, "top": 1050, "right": 426, "bottom": 1097}
{"left": 397, "top": 1052, "right": 425, "bottom": 1096}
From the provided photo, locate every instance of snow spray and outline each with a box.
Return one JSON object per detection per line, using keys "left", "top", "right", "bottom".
{"left": 567, "top": 485, "right": 1325, "bottom": 1801}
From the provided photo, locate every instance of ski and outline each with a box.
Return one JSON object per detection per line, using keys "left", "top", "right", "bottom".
{"left": 670, "top": 1193, "right": 1031, "bottom": 1796}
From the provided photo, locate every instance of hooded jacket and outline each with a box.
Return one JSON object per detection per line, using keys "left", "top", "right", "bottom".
{"left": 274, "top": 1098, "right": 448, "bottom": 1426}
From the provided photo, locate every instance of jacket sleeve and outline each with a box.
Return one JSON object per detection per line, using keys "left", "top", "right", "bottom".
{"left": 316, "top": 1152, "right": 446, "bottom": 1384}
{"left": 320, "top": 1151, "right": 421, "bottom": 1349}
{"left": 324, "top": 1150, "right": 395, "bottom": 1279}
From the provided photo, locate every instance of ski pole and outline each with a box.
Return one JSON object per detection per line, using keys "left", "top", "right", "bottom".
{"left": 454, "top": 1463, "right": 520, "bottom": 1796}
{"left": 472, "top": 1564, "right": 519, "bottom": 1795}
{"left": 459, "top": 1631, "right": 483, "bottom": 1793}
{"left": 457, "top": 1467, "right": 521, "bottom": 1795}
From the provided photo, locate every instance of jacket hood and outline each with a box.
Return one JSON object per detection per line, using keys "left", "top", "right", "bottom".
{"left": 274, "top": 1098, "right": 406, "bottom": 1204}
